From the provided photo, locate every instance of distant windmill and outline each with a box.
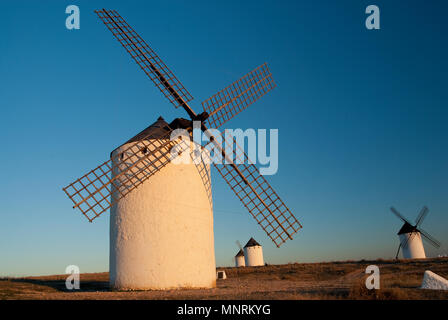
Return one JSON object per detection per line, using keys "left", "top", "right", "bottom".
{"left": 235, "top": 240, "right": 245, "bottom": 267}
{"left": 244, "top": 237, "right": 264, "bottom": 266}
{"left": 62, "top": 9, "right": 302, "bottom": 290}
{"left": 390, "top": 206, "right": 441, "bottom": 259}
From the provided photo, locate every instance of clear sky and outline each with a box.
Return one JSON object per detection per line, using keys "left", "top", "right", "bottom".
{"left": 1, "top": 0, "right": 447, "bottom": 276}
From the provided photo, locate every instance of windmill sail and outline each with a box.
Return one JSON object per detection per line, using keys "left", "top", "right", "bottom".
{"left": 63, "top": 124, "right": 188, "bottom": 221}
{"left": 95, "top": 9, "right": 194, "bottom": 109}
{"left": 202, "top": 63, "right": 276, "bottom": 129}
{"left": 212, "top": 133, "right": 302, "bottom": 247}
{"left": 418, "top": 227, "right": 441, "bottom": 248}
{"left": 190, "top": 147, "right": 213, "bottom": 208}
{"left": 396, "top": 231, "right": 415, "bottom": 259}
{"left": 400, "top": 231, "right": 415, "bottom": 249}
{"left": 390, "top": 206, "right": 412, "bottom": 225}
{"left": 415, "top": 206, "right": 429, "bottom": 226}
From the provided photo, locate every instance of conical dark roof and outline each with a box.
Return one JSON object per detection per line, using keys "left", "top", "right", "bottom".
{"left": 244, "top": 237, "right": 261, "bottom": 248}
{"left": 397, "top": 222, "right": 418, "bottom": 235}
{"left": 235, "top": 249, "right": 244, "bottom": 257}
{"left": 124, "top": 116, "right": 171, "bottom": 144}
{"left": 111, "top": 116, "right": 171, "bottom": 156}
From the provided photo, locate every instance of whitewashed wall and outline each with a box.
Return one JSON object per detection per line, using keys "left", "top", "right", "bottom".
{"left": 399, "top": 232, "right": 426, "bottom": 259}
{"left": 109, "top": 141, "right": 215, "bottom": 290}
{"left": 244, "top": 246, "right": 264, "bottom": 266}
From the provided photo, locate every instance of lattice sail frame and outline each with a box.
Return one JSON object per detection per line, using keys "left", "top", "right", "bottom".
{"left": 95, "top": 9, "right": 194, "bottom": 109}
{"left": 209, "top": 132, "right": 302, "bottom": 247}
{"left": 190, "top": 148, "right": 213, "bottom": 208}
{"left": 63, "top": 125, "right": 189, "bottom": 222}
{"left": 202, "top": 63, "right": 276, "bottom": 129}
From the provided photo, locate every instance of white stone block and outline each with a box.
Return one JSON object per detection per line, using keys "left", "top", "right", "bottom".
{"left": 420, "top": 270, "right": 448, "bottom": 290}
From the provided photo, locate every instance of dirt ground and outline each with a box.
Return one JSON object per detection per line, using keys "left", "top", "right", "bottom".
{"left": 1, "top": 258, "right": 448, "bottom": 300}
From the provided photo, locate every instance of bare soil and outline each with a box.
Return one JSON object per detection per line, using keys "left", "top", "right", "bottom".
{"left": 1, "top": 258, "right": 447, "bottom": 300}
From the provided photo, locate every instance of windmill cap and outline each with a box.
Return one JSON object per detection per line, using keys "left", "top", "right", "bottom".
{"left": 111, "top": 116, "right": 171, "bottom": 156}
{"left": 397, "top": 222, "right": 418, "bottom": 235}
{"left": 244, "top": 237, "right": 261, "bottom": 248}
{"left": 124, "top": 116, "right": 170, "bottom": 143}
{"left": 235, "top": 249, "right": 244, "bottom": 257}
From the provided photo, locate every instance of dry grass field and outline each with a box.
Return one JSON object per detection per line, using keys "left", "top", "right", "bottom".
{"left": 1, "top": 258, "right": 447, "bottom": 300}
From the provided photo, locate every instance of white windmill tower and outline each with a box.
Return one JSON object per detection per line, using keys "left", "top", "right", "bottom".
{"left": 108, "top": 117, "right": 214, "bottom": 289}
{"left": 235, "top": 241, "right": 245, "bottom": 267}
{"left": 244, "top": 238, "right": 264, "bottom": 266}
{"left": 63, "top": 9, "right": 302, "bottom": 290}
{"left": 390, "top": 206, "right": 441, "bottom": 259}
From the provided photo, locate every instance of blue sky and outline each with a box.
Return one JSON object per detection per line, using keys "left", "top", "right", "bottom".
{"left": 1, "top": 0, "right": 447, "bottom": 276}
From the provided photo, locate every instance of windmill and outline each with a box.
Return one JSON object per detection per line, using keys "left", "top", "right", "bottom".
{"left": 390, "top": 206, "right": 441, "bottom": 259}
{"left": 235, "top": 240, "right": 245, "bottom": 267}
{"left": 62, "top": 9, "right": 302, "bottom": 289}
{"left": 244, "top": 237, "right": 264, "bottom": 266}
